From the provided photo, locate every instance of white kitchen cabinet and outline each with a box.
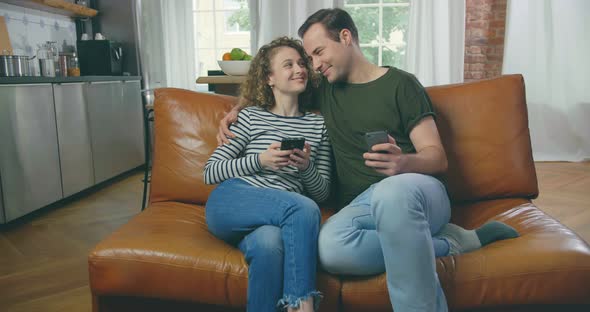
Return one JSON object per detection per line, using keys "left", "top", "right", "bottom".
{"left": 0, "top": 79, "right": 145, "bottom": 223}
{"left": 85, "top": 80, "right": 144, "bottom": 184}
{"left": 0, "top": 173, "right": 5, "bottom": 223}
{"left": 53, "top": 82, "right": 95, "bottom": 197}
{"left": 120, "top": 80, "right": 145, "bottom": 173}
{"left": 0, "top": 84, "right": 63, "bottom": 222}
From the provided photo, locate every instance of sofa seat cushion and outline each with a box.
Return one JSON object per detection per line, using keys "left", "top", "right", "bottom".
{"left": 88, "top": 201, "right": 341, "bottom": 310}
{"left": 338, "top": 199, "right": 590, "bottom": 312}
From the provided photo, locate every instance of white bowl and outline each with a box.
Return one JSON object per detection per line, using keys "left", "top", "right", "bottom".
{"left": 217, "top": 60, "right": 251, "bottom": 76}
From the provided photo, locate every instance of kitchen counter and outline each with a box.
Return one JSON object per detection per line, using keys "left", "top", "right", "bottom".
{"left": 0, "top": 76, "right": 141, "bottom": 84}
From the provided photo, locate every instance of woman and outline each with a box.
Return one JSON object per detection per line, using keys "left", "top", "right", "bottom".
{"left": 204, "top": 37, "right": 331, "bottom": 312}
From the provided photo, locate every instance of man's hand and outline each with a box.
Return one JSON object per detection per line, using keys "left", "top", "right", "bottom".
{"left": 259, "top": 142, "right": 292, "bottom": 171}
{"left": 288, "top": 142, "right": 312, "bottom": 171}
{"left": 363, "top": 135, "right": 406, "bottom": 176}
{"left": 363, "top": 117, "right": 448, "bottom": 176}
{"left": 216, "top": 108, "right": 239, "bottom": 146}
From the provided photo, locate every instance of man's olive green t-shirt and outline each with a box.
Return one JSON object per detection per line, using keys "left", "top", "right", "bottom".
{"left": 312, "top": 67, "right": 435, "bottom": 205}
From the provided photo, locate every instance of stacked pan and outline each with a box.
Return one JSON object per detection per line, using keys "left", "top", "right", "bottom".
{"left": 0, "top": 55, "right": 33, "bottom": 77}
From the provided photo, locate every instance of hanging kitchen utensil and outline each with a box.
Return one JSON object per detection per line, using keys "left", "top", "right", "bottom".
{"left": 0, "top": 16, "right": 13, "bottom": 56}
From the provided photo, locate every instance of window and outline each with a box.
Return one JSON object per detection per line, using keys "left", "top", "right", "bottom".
{"left": 192, "top": 1, "right": 407, "bottom": 78}
{"left": 193, "top": 0, "right": 251, "bottom": 77}
{"left": 343, "top": 0, "right": 410, "bottom": 69}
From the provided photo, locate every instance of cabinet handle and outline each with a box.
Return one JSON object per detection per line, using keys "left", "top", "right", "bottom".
{"left": 88, "top": 81, "right": 118, "bottom": 85}
{"left": 56, "top": 82, "right": 85, "bottom": 86}
{"left": 0, "top": 83, "right": 52, "bottom": 87}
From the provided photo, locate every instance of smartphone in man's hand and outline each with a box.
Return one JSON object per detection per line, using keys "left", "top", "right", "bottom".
{"left": 364, "top": 131, "right": 389, "bottom": 152}
{"left": 280, "top": 137, "right": 305, "bottom": 150}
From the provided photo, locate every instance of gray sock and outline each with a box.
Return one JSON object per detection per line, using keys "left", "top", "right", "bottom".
{"left": 437, "top": 221, "right": 520, "bottom": 256}
{"left": 475, "top": 221, "right": 519, "bottom": 246}
{"left": 436, "top": 223, "right": 481, "bottom": 255}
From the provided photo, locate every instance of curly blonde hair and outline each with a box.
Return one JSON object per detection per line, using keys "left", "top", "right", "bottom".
{"left": 239, "top": 36, "right": 319, "bottom": 112}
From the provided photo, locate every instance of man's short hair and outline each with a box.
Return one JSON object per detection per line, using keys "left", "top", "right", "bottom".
{"left": 298, "top": 8, "right": 359, "bottom": 44}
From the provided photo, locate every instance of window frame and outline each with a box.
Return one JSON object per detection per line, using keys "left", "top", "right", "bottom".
{"left": 193, "top": 0, "right": 251, "bottom": 77}
{"left": 343, "top": 0, "right": 410, "bottom": 67}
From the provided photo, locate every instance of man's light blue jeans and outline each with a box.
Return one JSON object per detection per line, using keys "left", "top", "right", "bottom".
{"left": 319, "top": 173, "right": 451, "bottom": 312}
{"left": 205, "top": 178, "right": 322, "bottom": 312}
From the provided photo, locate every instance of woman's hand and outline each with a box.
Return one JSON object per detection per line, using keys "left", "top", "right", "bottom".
{"left": 259, "top": 142, "right": 292, "bottom": 171}
{"left": 288, "top": 142, "right": 312, "bottom": 171}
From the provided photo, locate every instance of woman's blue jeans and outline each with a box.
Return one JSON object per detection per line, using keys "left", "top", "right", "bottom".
{"left": 205, "top": 178, "right": 322, "bottom": 312}
{"left": 318, "top": 173, "right": 451, "bottom": 312}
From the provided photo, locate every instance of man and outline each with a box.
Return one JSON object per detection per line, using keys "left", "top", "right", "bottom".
{"left": 218, "top": 8, "right": 518, "bottom": 312}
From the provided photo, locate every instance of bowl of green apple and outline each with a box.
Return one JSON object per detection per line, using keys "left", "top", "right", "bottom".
{"left": 218, "top": 48, "right": 252, "bottom": 76}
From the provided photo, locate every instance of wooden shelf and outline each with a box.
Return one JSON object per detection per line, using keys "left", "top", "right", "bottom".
{"left": 196, "top": 75, "right": 246, "bottom": 84}
{"left": 196, "top": 75, "right": 245, "bottom": 96}
{"left": 0, "top": 0, "right": 98, "bottom": 18}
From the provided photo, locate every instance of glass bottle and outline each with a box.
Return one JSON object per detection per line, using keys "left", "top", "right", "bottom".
{"left": 67, "top": 53, "right": 80, "bottom": 77}
{"left": 45, "top": 41, "right": 60, "bottom": 76}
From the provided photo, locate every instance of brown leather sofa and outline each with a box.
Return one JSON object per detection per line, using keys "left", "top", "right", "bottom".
{"left": 88, "top": 75, "right": 590, "bottom": 312}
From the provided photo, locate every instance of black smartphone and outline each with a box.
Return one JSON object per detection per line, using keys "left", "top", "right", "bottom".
{"left": 364, "top": 131, "right": 389, "bottom": 152}
{"left": 280, "top": 137, "right": 305, "bottom": 150}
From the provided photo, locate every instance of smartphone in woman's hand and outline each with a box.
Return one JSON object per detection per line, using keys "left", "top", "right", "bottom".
{"left": 281, "top": 137, "right": 305, "bottom": 150}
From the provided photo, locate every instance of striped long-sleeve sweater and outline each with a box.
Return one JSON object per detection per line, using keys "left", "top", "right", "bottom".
{"left": 204, "top": 106, "right": 332, "bottom": 202}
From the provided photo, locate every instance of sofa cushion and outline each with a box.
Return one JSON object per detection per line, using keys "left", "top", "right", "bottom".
{"left": 426, "top": 75, "right": 538, "bottom": 203}
{"left": 150, "top": 89, "right": 237, "bottom": 206}
{"left": 338, "top": 199, "right": 590, "bottom": 311}
{"left": 88, "top": 202, "right": 341, "bottom": 310}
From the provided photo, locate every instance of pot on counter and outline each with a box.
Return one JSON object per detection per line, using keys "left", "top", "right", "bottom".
{"left": 38, "top": 59, "right": 56, "bottom": 77}
{"left": 0, "top": 55, "right": 34, "bottom": 77}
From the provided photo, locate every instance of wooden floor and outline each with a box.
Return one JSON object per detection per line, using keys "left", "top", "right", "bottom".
{"left": 0, "top": 162, "right": 589, "bottom": 311}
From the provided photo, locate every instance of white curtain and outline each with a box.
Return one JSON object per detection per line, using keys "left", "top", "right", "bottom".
{"left": 136, "top": 0, "right": 166, "bottom": 90}
{"left": 160, "top": 0, "right": 198, "bottom": 91}
{"left": 502, "top": 0, "right": 590, "bottom": 161}
{"left": 405, "top": 0, "right": 465, "bottom": 87}
{"left": 136, "top": 0, "right": 197, "bottom": 91}
{"left": 248, "top": 0, "right": 342, "bottom": 52}
{"left": 249, "top": 0, "right": 464, "bottom": 87}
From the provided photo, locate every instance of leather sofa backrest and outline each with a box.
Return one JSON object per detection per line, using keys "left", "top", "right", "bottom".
{"left": 150, "top": 88, "right": 237, "bottom": 205}
{"left": 426, "top": 74, "right": 538, "bottom": 202}
{"left": 150, "top": 75, "right": 538, "bottom": 206}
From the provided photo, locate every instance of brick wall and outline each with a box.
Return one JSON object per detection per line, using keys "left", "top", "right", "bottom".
{"left": 464, "top": 0, "right": 507, "bottom": 82}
